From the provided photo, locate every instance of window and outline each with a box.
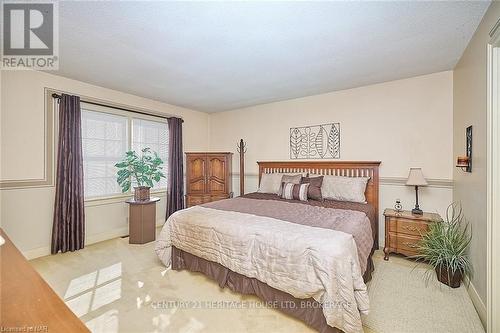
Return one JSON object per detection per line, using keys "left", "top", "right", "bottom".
{"left": 81, "top": 105, "right": 169, "bottom": 199}
{"left": 82, "top": 110, "right": 128, "bottom": 198}
{"left": 132, "top": 118, "right": 169, "bottom": 190}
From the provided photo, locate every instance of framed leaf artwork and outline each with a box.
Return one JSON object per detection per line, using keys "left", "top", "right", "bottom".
{"left": 289, "top": 123, "right": 340, "bottom": 159}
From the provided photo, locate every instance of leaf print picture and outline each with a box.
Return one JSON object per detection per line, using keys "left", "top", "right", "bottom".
{"left": 290, "top": 128, "right": 302, "bottom": 159}
{"left": 289, "top": 123, "right": 340, "bottom": 159}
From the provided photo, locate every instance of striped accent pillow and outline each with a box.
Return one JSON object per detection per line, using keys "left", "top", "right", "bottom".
{"left": 280, "top": 182, "right": 310, "bottom": 201}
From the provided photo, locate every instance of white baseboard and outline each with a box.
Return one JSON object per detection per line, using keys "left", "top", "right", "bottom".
{"left": 24, "top": 218, "right": 166, "bottom": 260}
{"left": 23, "top": 245, "right": 52, "bottom": 260}
{"left": 87, "top": 226, "right": 129, "bottom": 245}
{"left": 464, "top": 276, "right": 487, "bottom": 329}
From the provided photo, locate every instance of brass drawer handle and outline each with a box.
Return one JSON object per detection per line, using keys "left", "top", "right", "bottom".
{"left": 402, "top": 242, "right": 419, "bottom": 249}
{"left": 402, "top": 225, "right": 418, "bottom": 232}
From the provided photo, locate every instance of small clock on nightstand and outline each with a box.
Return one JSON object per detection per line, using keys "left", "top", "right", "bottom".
{"left": 383, "top": 208, "right": 442, "bottom": 260}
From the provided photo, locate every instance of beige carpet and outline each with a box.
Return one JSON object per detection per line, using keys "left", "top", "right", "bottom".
{"left": 30, "top": 236, "right": 484, "bottom": 333}
{"left": 362, "top": 253, "right": 484, "bottom": 333}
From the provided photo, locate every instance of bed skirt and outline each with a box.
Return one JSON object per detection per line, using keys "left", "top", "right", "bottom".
{"left": 172, "top": 246, "right": 346, "bottom": 333}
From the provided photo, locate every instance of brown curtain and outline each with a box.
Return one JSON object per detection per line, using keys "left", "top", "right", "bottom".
{"left": 51, "top": 94, "right": 85, "bottom": 254}
{"left": 166, "top": 117, "right": 184, "bottom": 218}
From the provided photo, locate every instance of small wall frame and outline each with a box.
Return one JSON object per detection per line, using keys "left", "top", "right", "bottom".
{"left": 465, "top": 125, "right": 472, "bottom": 172}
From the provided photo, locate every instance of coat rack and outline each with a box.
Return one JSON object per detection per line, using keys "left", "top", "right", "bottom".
{"left": 236, "top": 139, "right": 247, "bottom": 196}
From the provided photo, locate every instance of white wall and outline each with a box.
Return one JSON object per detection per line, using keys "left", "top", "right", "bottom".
{"left": 0, "top": 70, "right": 209, "bottom": 258}
{"left": 209, "top": 71, "right": 454, "bottom": 246}
{"left": 453, "top": 0, "right": 500, "bottom": 315}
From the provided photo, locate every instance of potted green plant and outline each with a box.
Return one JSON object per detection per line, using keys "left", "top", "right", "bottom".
{"left": 413, "top": 202, "right": 473, "bottom": 288}
{"left": 115, "top": 147, "right": 165, "bottom": 201}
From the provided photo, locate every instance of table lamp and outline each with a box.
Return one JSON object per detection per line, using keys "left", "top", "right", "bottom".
{"left": 406, "top": 167, "right": 428, "bottom": 215}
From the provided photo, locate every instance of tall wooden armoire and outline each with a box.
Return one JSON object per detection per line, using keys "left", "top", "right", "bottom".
{"left": 185, "top": 152, "right": 233, "bottom": 207}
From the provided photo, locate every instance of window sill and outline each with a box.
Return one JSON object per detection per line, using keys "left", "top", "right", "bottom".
{"left": 84, "top": 190, "right": 167, "bottom": 207}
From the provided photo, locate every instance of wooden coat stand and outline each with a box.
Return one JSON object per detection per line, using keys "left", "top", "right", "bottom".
{"left": 237, "top": 139, "right": 247, "bottom": 196}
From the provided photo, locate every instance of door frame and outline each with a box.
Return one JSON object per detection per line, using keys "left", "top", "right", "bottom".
{"left": 486, "top": 22, "right": 500, "bottom": 333}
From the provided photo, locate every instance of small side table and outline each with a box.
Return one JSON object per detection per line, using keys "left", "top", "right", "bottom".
{"left": 383, "top": 209, "right": 442, "bottom": 260}
{"left": 126, "top": 197, "right": 160, "bottom": 244}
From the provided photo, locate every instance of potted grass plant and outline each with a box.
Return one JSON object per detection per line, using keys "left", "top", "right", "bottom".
{"left": 413, "top": 202, "right": 473, "bottom": 288}
{"left": 115, "top": 147, "right": 165, "bottom": 201}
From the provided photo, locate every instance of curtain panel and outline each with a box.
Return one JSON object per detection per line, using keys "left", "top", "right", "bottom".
{"left": 166, "top": 117, "right": 184, "bottom": 218}
{"left": 51, "top": 94, "right": 85, "bottom": 254}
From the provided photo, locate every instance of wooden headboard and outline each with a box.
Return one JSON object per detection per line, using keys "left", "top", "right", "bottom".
{"left": 257, "top": 161, "right": 381, "bottom": 248}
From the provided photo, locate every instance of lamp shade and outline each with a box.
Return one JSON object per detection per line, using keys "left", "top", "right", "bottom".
{"left": 406, "top": 168, "right": 428, "bottom": 186}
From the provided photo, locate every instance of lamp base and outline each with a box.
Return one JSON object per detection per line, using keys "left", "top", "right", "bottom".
{"left": 412, "top": 208, "right": 423, "bottom": 215}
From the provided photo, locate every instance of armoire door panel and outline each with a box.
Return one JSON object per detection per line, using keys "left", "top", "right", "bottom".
{"left": 187, "top": 155, "right": 206, "bottom": 194}
{"left": 207, "top": 155, "right": 227, "bottom": 194}
{"left": 208, "top": 178, "right": 225, "bottom": 192}
{"left": 189, "top": 179, "right": 206, "bottom": 193}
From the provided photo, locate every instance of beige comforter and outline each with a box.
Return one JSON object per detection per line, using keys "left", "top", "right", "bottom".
{"left": 156, "top": 205, "right": 369, "bottom": 333}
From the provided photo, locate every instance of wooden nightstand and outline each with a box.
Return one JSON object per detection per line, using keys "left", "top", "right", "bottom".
{"left": 383, "top": 209, "right": 442, "bottom": 260}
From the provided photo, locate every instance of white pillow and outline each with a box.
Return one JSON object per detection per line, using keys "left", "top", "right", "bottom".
{"left": 310, "top": 175, "right": 370, "bottom": 203}
{"left": 258, "top": 173, "right": 304, "bottom": 194}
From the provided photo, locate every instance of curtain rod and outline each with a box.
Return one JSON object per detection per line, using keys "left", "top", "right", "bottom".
{"left": 51, "top": 93, "right": 183, "bottom": 122}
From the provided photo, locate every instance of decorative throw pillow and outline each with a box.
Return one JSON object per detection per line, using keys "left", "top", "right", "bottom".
{"left": 258, "top": 173, "right": 303, "bottom": 194}
{"left": 278, "top": 174, "right": 302, "bottom": 196}
{"left": 280, "top": 182, "right": 309, "bottom": 202}
{"left": 301, "top": 175, "right": 324, "bottom": 201}
{"left": 309, "top": 174, "right": 370, "bottom": 203}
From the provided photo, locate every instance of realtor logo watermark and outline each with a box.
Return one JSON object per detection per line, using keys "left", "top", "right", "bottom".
{"left": 1, "top": 1, "right": 59, "bottom": 70}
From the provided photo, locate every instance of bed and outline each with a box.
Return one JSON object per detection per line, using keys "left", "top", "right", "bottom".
{"left": 156, "top": 161, "right": 380, "bottom": 333}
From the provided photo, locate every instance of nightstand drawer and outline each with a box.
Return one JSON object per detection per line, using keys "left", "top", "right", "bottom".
{"left": 388, "top": 232, "right": 421, "bottom": 256}
{"left": 388, "top": 218, "right": 429, "bottom": 236}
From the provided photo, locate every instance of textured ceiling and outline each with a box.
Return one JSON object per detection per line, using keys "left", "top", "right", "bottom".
{"left": 55, "top": 1, "right": 490, "bottom": 112}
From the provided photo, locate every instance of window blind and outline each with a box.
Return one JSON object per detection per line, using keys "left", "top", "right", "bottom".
{"left": 81, "top": 110, "right": 128, "bottom": 198}
{"left": 132, "top": 118, "right": 169, "bottom": 190}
